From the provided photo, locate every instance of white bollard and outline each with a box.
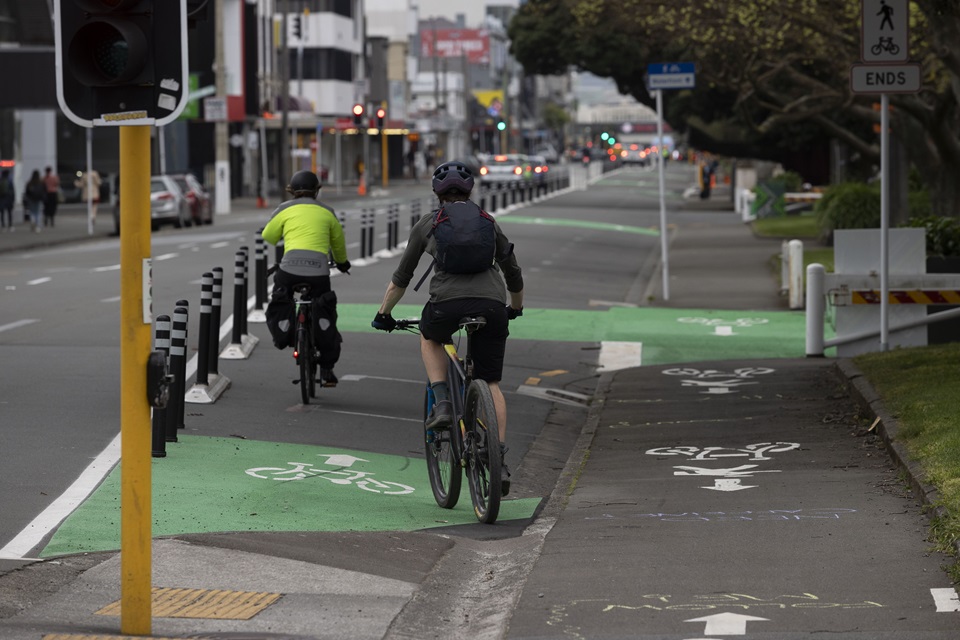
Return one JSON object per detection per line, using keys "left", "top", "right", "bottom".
{"left": 788, "top": 239, "right": 804, "bottom": 310}
{"left": 805, "top": 263, "right": 826, "bottom": 357}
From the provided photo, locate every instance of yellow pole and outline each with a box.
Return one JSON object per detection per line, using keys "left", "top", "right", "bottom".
{"left": 119, "top": 124, "right": 153, "bottom": 635}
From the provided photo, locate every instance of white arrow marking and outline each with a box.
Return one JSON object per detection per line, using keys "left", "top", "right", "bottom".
{"left": 932, "top": 587, "right": 960, "bottom": 612}
{"left": 702, "top": 478, "right": 757, "bottom": 491}
{"left": 685, "top": 612, "right": 769, "bottom": 635}
{"left": 316, "top": 454, "right": 368, "bottom": 468}
{"left": 702, "top": 387, "right": 739, "bottom": 395}
{"left": 713, "top": 325, "right": 736, "bottom": 336}
{"left": 674, "top": 464, "right": 782, "bottom": 477}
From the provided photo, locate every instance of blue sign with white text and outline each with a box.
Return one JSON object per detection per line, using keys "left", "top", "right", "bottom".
{"left": 647, "top": 62, "right": 696, "bottom": 90}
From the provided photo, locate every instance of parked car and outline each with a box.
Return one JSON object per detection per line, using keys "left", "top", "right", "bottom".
{"left": 150, "top": 175, "right": 190, "bottom": 230}
{"left": 533, "top": 144, "right": 560, "bottom": 164}
{"left": 479, "top": 154, "right": 528, "bottom": 184}
{"left": 169, "top": 173, "right": 213, "bottom": 226}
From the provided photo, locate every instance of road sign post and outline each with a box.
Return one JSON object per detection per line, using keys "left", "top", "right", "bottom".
{"left": 647, "top": 62, "right": 697, "bottom": 302}
{"left": 853, "top": 0, "right": 916, "bottom": 352}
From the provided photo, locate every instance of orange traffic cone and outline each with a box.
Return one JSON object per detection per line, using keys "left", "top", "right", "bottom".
{"left": 256, "top": 195, "right": 267, "bottom": 208}
{"left": 358, "top": 172, "right": 367, "bottom": 196}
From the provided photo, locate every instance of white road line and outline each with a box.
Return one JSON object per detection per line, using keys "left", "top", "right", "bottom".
{"left": 932, "top": 587, "right": 960, "bottom": 612}
{"left": 100, "top": 295, "right": 121, "bottom": 303}
{"left": 93, "top": 264, "right": 121, "bottom": 272}
{"left": 0, "top": 319, "right": 40, "bottom": 333}
{"left": 154, "top": 252, "right": 179, "bottom": 261}
{"left": 26, "top": 277, "right": 51, "bottom": 285}
{"left": 210, "top": 241, "right": 230, "bottom": 249}
{"left": 597, "top": 340, "right": 643, "bottom": 371}
{"left": 327, "top": 409, "right": 422, "bottom": 423}
{"left": 0, "top": 433, "right": 121, "bottom": 560}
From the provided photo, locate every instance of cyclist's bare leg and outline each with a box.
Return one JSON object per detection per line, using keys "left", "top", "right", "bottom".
{"left": 420, "top": 335, "right": 448, "bottom": 383}
{"left": 488, "top": 381, "right": 507, "bottom": 442}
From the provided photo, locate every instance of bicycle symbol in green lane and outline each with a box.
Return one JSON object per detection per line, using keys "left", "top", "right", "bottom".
{"left": 40, "top": 436, "right": 541, "bottom": 558}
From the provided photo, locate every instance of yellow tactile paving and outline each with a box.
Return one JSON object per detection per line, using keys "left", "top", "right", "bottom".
{"left": 94, "top": 587, "right": 282, "bottom": 620}
{"left": 44, "top": 635, "right": 188, "bottom": 640}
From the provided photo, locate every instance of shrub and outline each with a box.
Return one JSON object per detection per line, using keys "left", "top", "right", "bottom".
{"left": 906, "top": 215, "right": 960, "bottom": 257}
{"left": 814, "top": 182, "right": 881, "bottom": 238}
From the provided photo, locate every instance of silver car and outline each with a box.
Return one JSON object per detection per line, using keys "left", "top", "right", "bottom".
{"left": 150, "top": 175, "right": 190, "bottom": 230}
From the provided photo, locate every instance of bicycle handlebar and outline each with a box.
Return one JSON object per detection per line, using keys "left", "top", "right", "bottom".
{"left": 393, "top": 318, "right": 421, "bottom": 332}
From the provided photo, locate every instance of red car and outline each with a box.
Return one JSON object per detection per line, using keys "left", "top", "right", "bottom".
{"left": 169, "top": 173, "right": 213, "bottom": 225}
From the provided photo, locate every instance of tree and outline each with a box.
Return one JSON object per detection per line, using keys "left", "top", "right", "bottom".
{"left": 509, "top": 0, "right": 960, "bottom": 216}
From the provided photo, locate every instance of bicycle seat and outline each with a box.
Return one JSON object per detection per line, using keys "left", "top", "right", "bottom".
{"left": 292, "top": 283, "right": 312, "bottom": 298}
{"left": 458, "top": 316, "right": 487, "bottom": 332}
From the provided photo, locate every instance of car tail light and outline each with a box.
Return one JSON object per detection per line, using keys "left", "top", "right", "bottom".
{"left": 513, "top": 166, "right": 522, "bottom": 175}
{"left": 156, "top": 193, "right": 174, "bottom": 200}
{"left": 480, "top": 166, "right": 488, "bottom": 176}
{"left": 534, "top": 166, "right": 542, "bottom": 174}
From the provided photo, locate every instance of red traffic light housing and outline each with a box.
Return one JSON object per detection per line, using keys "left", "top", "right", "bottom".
{"left": 352, "top": 103, "right": 364, "bottom": 126}
{"left": 376, "top": 107, "right": 386, "bottom": 128}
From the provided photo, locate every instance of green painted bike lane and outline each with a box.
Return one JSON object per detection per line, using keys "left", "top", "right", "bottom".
{"left": 42, "top": 303, "right": 823, "bottom": 557}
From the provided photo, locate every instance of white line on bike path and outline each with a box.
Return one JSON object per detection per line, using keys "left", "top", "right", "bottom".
{"left": 0, "top": 319, "right": 39, "bottom": 333}
{"left": 932, "top": 587, "right": 960, "bottom": 612}
{"left": 0, "top": 432, "right": 121, "bottom": 560}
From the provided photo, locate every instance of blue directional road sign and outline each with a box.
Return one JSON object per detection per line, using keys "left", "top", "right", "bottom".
{"left": 647, "top": 62, "right": 696, "bottom": 90}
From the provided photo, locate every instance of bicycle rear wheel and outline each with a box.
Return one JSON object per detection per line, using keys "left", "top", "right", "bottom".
{"left": 423, "top": 383, "right": 461, "bottom": 508}
{"left": 464, "top": 380, "right": 501, "bottom": 524}
{"left": 298, "top": 325, "right": 314, "bottom": 404}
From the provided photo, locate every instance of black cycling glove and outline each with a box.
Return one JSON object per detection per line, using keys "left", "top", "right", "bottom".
{"left": 507, "top": 306, "right": 523, "bottom": 320}
{"left": 372, "top": 312, "right": 397, "bottom": 331}
{"left": 336, "top": 261, "right": 351, "bottom": 274}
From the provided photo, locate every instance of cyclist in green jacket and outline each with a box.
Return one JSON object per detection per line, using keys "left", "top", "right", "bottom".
{"left": 262, "top": 170, "right": 350, "bottom": 386}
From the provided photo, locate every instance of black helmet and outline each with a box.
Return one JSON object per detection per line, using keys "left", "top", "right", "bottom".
{"left": 288, "top": 170, "right": 320, "bottom": 195}
{"left": 432, "top": 161, "right": 475, "bottom": 195}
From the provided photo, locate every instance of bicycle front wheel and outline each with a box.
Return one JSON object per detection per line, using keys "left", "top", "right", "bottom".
{"left": 298, "top": 327, "right": 313, "bottom": 404}
{"left": 423, "top": 384, "right": 461, "bottom": 508}
{"left": 464, "top": 380, "right": 501, "bottom": 524}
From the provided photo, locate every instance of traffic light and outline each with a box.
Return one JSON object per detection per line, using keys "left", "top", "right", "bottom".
{"left": 352, "top": 103, "right": 364, "bottom": 126}
{"left": 376, "top": 107, "right": 386, "bottom": 129}
{"left": 54, "top": 0, "right": 188, "bottom": 127}
{"left": 497, "top": 120, "right": 506, "bottom": 131}
{"left": 291, "top": 15, "right": 302, "bottom": 40}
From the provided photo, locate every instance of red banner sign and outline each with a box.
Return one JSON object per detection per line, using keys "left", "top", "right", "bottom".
{"left": 420, "top": 29, "right": 490, "bottom": 64}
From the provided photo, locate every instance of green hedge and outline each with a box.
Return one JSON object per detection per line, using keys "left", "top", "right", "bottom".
{"left": 813, "top": 182, "right": 957, "bottom": 255}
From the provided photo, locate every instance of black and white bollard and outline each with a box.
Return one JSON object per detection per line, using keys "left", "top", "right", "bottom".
{"left": 387, "top": 204, "right": 399, "bottom": 251}
{"left": 366, "top": 209, "right": 375, "bottom": 257}
{"left": 411, "top": 198, "right": 421, "bottom": 227}
{"left": 221, "top": 249, "right": 258, "bottom": 359}
{"left": 209, "top": 266, "right": 224, "bottom": 377}
{"left": 151, "top": 315, "right": 171, "bottom": 458}
{"left": 171, "top": 301, "right": 188, "bottom": 432}
{"left": 360, "top": 209, "right": 371, "bottom": 260}
{"left": 239, "top": 246, "right": 249, "bottom": 337}
{"left": 250, "top": 233, "right": 268, "bottom": 323}
{"left": 185, "top": 273, "right": 231, "bottom": 404}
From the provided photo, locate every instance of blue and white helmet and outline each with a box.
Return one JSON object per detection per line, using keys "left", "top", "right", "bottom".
{"left": 432, "top": 161, "right": 475, "bottom": 195}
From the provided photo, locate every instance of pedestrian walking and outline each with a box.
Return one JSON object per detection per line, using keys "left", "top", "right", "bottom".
{"left": 23, "top": 169, "right": 45, "bottom": 232}
{"left": 0, "top": 169, "right": 14, "bottom": 232}
{"left": 75, "top": 169, "right": 102, "bottom": 224}
{"left": 42, "top": 166, "right": 60, "bottom": 227}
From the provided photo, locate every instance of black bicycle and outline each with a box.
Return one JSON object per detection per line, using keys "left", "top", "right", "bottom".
{"left": 292, "top": 284, "right": 320, "bottom": 404}
{"left": 395, "top": 317, "right": 502, "bottom": 524}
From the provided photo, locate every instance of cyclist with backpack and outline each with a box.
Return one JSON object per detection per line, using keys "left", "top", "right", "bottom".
{"left": 371, "top": 161, "right": 524, "bottom": 493}
{"left": 262, "top": 170, "right": 350, "bottom": 387}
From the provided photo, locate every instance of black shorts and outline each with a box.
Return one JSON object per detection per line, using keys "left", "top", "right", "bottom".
{"left": 420, "top": 298, "right": 509, "bottom": 382}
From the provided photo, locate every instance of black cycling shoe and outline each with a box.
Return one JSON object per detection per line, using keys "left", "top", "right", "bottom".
{"left": 425, "top": 400, "right": 453, "bottom": 430}
{"left": 500, "top": 444, "right": 511, "bottom": 496}
{"left": 320, "top": 369, "right": 338, "bottom": 387}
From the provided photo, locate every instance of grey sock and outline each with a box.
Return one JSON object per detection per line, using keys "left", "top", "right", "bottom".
{"left": 430, "top": 381, "right": 450, "bottom": 403}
